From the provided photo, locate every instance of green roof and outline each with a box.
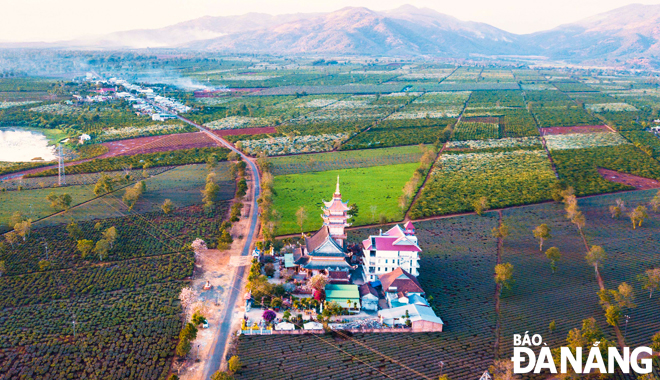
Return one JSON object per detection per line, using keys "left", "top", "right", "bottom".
{"left": 325, "top": 284, "right": 360, "bottom": 306}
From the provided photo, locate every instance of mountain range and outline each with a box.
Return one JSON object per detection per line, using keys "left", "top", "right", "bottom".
{"left": 10, "top": 4, "right": 660, "bottom": 67}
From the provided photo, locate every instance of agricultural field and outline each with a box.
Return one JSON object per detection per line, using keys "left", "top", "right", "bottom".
{"left": 452, "top": 121, "right": 500, "bottom": 141}
{"left": 272, "top": 163, "right": 420, "bottom": 235}
{"left": 0, "top": 185, "right": 97, "bottom": 232}
{"left": 463, "top": 108, "right": 539, "bottom": 138}
{"left": 531, "top": 107, "right": 601, "bottom": 127}
{"left": 551, "top": 144, "right": 660, "bottom": 195}
{"left": 267, "top": 145, "right": 426, "bottom": 175}
{"left": 0, "top": 203, "right": 229, "bottom": 379}
{"left": 410, "top": 149, "right": 557, "bottom": 218}
{"left": 341, "top": 118, "right": 455, "bottom": 150}
{"left": 40, "top": 163, "right": 235, "bottom": 227}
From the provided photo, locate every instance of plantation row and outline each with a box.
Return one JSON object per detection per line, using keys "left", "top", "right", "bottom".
{"left": 26, "top": 147, "right": 230, "bottom": 177}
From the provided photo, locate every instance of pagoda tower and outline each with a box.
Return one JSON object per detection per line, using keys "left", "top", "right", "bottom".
{"left": 322, "top": 176, "right": 351, "bottom": 247}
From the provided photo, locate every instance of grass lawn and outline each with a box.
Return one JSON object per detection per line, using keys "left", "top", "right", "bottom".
{"left": 267, "top": 145, "right": 426, "bottom": 175}
{"left": 0, "top": 185, "right": 97, "bottom": 232}
{"left": 273, "top": 163, "right": 419, "bottom": 235}
{"left": 38, "top": 163, "right": 234, "bottom": 227}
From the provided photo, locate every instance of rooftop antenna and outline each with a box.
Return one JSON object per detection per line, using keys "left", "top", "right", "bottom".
{"left": 57, "top": 144, "right": 65, "bottom": 186}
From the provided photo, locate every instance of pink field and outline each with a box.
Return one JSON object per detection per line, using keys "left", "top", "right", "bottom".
{"left": 540, "top": 125, "right": 612, "bottom": 135}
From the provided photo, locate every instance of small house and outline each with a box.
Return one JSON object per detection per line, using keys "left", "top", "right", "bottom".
{"left": 358, "top": 283, "right": 380, "bottom": 311}
{"left": 378, "top": 304, "right": 444, "bottom": 332}
{"left": 325, "top": 284, "right": 361, "bottom": 310}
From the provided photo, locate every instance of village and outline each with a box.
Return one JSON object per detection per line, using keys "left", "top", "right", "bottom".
{"left": 239, "top": 178, "right": 444, "bottom": 335}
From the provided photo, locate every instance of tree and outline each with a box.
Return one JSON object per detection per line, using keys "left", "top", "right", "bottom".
{"left": 0, "top": 261, "right": 6, "bottom": 277}
{"left": 348, "top": 203, "right": 359, "bottom": 224}
{"left": 549, "top": 320, "right": 556, "bottom": 333}
{"left": 93, "top": 173, "right": 113, "bottom": 195}
{"left": 4, "top": 231, "right": 18, "bottom": 248}
{"left": 192, "top": 311, "right": 207, "bottom": 325}
{"left": 210, "top": 371, "right": 234, "bottom": 380}
{"left": 66, "top": 222, "right": 82, "bottom": 240}
{"left": 206, "top": 154, "right": 218, "bottom": 170}
{"left": 162, "top": 199, "right": 174, "bottom": 214}
{"left": 77, "top": 239, "right": 94, "bottom": 258}
{"left": 227, "top": 355, "right": 242, "bottom": 374}
{"left": 295, "top": 206, "right": 307, "bottom": 233}
{"left": 472, "top": 197, "right": 489, "bottom": 216}
{"left": 651, "top": 331, "right": 660, "bottom": 352}
{"left": 532, "top": 224, "right": 551, "bottom": 251}
{"left": 489, "top": 359, "right": 513, "bottom": 380}
{"left": 586, "top": 245, "right": 606, "bottom": 275}
{"left": 262, "top": 310, "right": 276, "bottom": 324}
{"left": 14, "top": 220, "right": 32, "bottom": 242}
{"left": 491, "top": 223, "right": 509, "bottom": 240}
{"left": 629, "top": 205, "right": 648, "bottom": 229}
{"left": 202, "top": 172, "right": 220, "bottom": 209}
{"left": 308, "top": 274, "right": 327, "bottom": 293}
{"left": 102, "top": 227, "right": 117, "bottom": 249}
{"left": 545, "top": 247, "right": 561, "bottom": 274}
{"left": 649, "top": 192, "right": 660, "bottom": 212}
{"left": 494, "top": 263, "right": 514, "bottom": 290}
{"left": 47, "top": 192, "right": 72, "bottom": 211}
{"left": 637, "top": 268, "right": 660, "bottom": 298}
{"left": 175, "top": 338, "right": 192, "bottom": 357}
{"left": 605, "top": 304, "right": 622, "bottom": 327}
{"left": 609, "top": 198, "right": 625, "bottom": 219}
{"left": 38, "top": 260, "right": 51, "bottom": 271}
{"left": 94, "top": 239, "right": 110, "bottom": 260}
{"left": 9, "top": 211, "right": 24, "bottom": 227}
{"left": 122, "top": 181, "right": 145, "bottom": 211}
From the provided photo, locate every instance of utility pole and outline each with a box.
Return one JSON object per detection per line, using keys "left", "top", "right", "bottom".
{"left": 58, "top": 144, "right": 65, "bottom": 186}
{"left": 42, "top": 239, "right": 49, "bottom": 260}
{"left": 71, "top": 314, "right": 77, "bottom": 339}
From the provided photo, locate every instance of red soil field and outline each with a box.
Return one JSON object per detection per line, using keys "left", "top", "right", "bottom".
{"left": 102, "top": 132, "right": 217, "bottom": 157}
{"left": 598, "top": 168, "right": 660, "bottom": 190}
{"left": 540, "top": 125, "right": 612, "bottom": 135}
{"left": 212, "top": 127, "right": 277, "bottom": 137}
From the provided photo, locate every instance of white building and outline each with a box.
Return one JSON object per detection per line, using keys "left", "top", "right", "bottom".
{"left": 79, "top": 134, "right": 91, "bottom": 144}
{"left": 361, "top": 222, "right": 421, "bottom": 282}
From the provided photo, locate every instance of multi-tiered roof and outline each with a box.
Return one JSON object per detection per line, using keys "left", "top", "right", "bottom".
{"left": 322, "top": 176, "right": 351, "bottom": 244}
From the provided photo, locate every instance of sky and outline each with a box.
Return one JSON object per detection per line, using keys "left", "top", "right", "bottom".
{"left": 1, "top": 0, "right": 659, "bottom": 42}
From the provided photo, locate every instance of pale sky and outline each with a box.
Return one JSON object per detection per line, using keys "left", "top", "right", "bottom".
{"left": 2, "top": 0, "right": 659, "bottom": 42}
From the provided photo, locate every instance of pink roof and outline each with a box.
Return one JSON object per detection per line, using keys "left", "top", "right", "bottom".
{"left": 404, "top": 221, "right": 415, "bottom": 230}
{"left": 365, "top": 236, "right": 421, "bottom": 252}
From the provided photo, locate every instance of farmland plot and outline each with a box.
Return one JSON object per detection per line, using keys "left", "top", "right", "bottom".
{"left": 451, "top": 121, "right": 499, "bottom": 141}
{"left": 531, "top": 107, "right": 601, "bottom": 127}
{"left": 551, "top": 145, "right": 660, "bottom": 195}
{"left": 39, "top": 163, "right": 235, "bottom": 226}
{"left": 341, "top": 118, "right": 455, "bottom": 150}
{"left": 267, "top": 145, "right": 426, "bottom": 175}
{"left": 544, "top": 132, "right": 629, "bottom": 150}
{"left": 445, "top": 136, "right": 543, "bottom": 151}
{"left": 463, "top": 108, "right": 539, "bottom": 138}
{"left": 272, "top": 163, "right": 418, "bottom": 235}
{"left": 410, "top": 150, "right": 556, "bottom": 218}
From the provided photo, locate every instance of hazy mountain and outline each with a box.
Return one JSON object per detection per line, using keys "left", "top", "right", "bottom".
{"left": 5, "top": 4, "right": 660, "bottom": 66}
{"left": 525, "top": 4, "right": 660, "bottom": 64}
{"left": 183, "top": 6, "right": 525, "bottom": 56}
{"left": 70, "top": 12, "right": 321, "bottom": 49}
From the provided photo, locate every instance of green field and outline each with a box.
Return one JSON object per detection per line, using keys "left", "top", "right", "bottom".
{"left": 0, "top": 185, "right": 97, "bottom": 232}
{"left": 272, "top": 163, "right": 419, "bottom": 235}
{"left": 39, "top": 164, "right": 234, "bottom": 227}
{"left": 267, "top": 145, "right": 426, "bottom": 175}
{"left": 410, "top": 149, "right": 557, "bottom": 218}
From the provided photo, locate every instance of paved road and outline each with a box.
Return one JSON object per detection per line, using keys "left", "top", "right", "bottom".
{"left": 177, "top": 116, "right": 261, "bottom": 379}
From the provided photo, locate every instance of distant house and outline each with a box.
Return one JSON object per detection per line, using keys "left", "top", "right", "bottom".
{"left": 378, "top": 304, "right": 444, "bottom": 332}
{"left": 358, "top": 283, "right": 379, "bottom": 311}
{"left": 275, "top": 322, "right": 295, "bottom": 331}
{"left": 361, "top": 222, "right": 421, "bottom": 281}
{"left": 303, "top": 321, "right": 323, "bottom": 330}
{"left": 325, "top": 284, "right": 360, "bottom": 310}
{"left": 79, "top": 134, "right": 91, "bottom": 144}
{"left": 152, "top": 113, "right": 176, "bottom": 121}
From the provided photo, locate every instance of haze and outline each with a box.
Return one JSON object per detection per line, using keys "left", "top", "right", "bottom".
{"left": 3, "top": 0, "right": 660, "bottom": 43}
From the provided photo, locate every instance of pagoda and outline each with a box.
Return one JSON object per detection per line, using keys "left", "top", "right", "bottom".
{"left": 321, "top": 176, "right": 351, "bottom": 247}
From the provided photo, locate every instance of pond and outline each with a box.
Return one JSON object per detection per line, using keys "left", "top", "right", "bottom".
{"left": 0, "top": 128, "right": 57, "bottom": 162}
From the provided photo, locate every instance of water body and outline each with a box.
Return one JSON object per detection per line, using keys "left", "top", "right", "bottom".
{"left": 0, "top": 128, "right": 57, "bottom": 162}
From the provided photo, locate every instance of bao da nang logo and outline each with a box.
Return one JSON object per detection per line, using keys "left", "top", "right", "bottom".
{"left": 512, "top": 332, "right": 652, "bottom": 374}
